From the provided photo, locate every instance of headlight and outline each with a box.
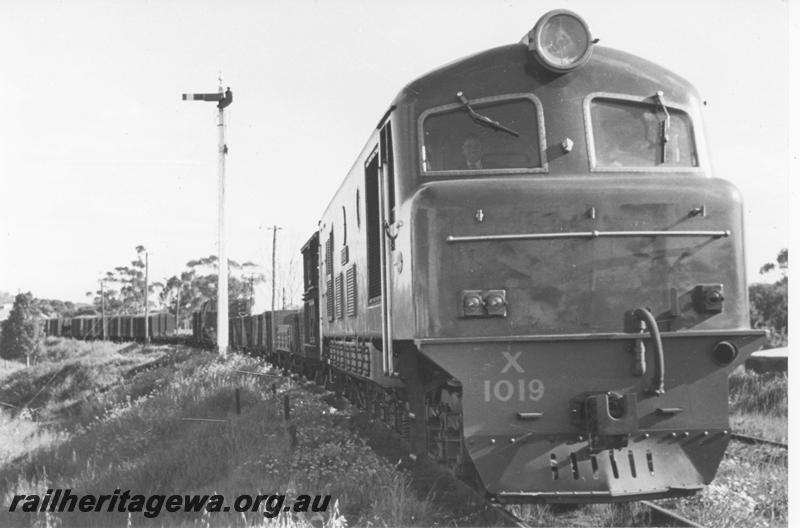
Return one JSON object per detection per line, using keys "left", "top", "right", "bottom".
{"left": 528, "top": 9, "right": 594, "bottom": 73}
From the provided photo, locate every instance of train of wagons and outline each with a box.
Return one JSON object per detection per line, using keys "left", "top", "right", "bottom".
{"left": 45, "top": 10, "right": 766, "bottom": 504}
{"left": 42, "top": 313, "right": 175, "bottom": 341}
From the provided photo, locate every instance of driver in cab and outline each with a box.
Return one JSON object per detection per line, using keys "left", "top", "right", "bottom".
{"left": 460, "top": 136, "right": 494, "bottom": 170}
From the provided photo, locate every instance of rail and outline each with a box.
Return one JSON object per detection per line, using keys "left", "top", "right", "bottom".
{"left": 640, "top": 501, "right": 707, "bottom": 528}
{"left": 489, "top": 504, "right": 532, "bottom": 528}
{"left": 730, "top": 433, "right": 787, "bottom": 450}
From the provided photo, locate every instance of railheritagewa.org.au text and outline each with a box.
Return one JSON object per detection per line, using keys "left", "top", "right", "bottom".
{"left": 8, "top": 489, "right": 331, "bottom": 519}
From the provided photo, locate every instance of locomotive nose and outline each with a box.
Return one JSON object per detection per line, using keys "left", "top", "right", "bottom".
{"left": 419, "top": 329, "right": 763, "bottom": 502}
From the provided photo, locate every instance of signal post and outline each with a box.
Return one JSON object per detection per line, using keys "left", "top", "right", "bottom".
{"left": 182, "top": 82, "right": 233, "bottom": 356}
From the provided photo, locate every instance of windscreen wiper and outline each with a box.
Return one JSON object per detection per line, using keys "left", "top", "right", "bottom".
{"left": 456, "top": 92, "right": 520, "bottom": 137}
{"left": 654, "top": 91, "right": 672, "bottom": 164}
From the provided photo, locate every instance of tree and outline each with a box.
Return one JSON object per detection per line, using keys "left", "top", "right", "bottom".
{"left": 0, "top": 292, "right": 42, "bottom": 365}
{"left": 160, "top": 255, "right": 265, "bottom": 324}
{"left": 750, "top": 249, "right": 788, "bottom": 348}
{"left": 88, "top": 245, "right": 164, "bottom": 315}
{"left": 34, "top": 298, "right": 88, "bottom": 318}
{"left": 85, "top": 248, "right": 265, "bottom": 325}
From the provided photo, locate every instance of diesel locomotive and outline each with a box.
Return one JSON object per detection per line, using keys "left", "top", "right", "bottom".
{"left": 49, "top": 10, "right": 766, "bottom": 504}
{"left": 295, "top": 9, "right": 766, "bottom": 502}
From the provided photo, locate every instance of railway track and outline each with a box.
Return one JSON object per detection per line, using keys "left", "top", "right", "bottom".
{"left": 490, "top": 503, "right": 533, "bottom": 528}
{"left": 730, "top": 432, "right": 787, "bottom": 449}
{"left": 272, "top": 361, "right": 716, "bottom": 528}
{"left": 640, "top": 501, "right": 706, "bottom": 528}
{"left": 260, "top": 357, "right": 781, "bottom": 528}
{"left": 636, "top": 434, "right": 786, "bottom": 528}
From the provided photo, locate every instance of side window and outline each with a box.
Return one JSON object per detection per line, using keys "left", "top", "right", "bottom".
{"left": 590, "top": 97, "right": 697, "bottom": 168}
{"left": 422, "top": 95, "right": 545, "bottom": 173}
{"left": 380, "top": 123, "right": 395, "bottom": 222}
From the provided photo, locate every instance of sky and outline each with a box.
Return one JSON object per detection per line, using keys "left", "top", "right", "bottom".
{"left": 0, "top": 0, "right": 792, "bottom": 310}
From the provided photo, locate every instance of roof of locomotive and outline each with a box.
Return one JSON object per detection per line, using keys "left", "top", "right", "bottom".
{"left": 392, "top": 42, "right": 702, "bottom": 112}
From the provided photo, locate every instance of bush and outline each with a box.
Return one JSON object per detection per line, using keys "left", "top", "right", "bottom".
{"left": 0, "top": 293, "right": 42, "bottom": 364}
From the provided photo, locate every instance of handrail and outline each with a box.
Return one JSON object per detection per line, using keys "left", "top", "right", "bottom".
{"left": 446, "top": 229, "right": 730, "bottom": 244}
{"left": 633, "top": 308, "right": 665, "bottom": 396}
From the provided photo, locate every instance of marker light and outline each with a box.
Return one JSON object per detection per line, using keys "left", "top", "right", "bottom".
{"left": 528, "top": 10, "right": 593, "bottom": 73}
{"left": 461, "top": 291, "right": 485, "bottom": 317}
{"left": 712, "top": 341, "right": 738, "bottom": 366}
{"left": 484, "top": 290, "right": 508, "bottom": 317}
{"left": 460, "top": 290, "right": 508, "bottom": 318}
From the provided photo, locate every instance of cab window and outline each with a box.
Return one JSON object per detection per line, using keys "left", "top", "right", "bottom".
{"left": 590, "top": 97, "right": 697, "bottom": 168}
{"left": 422, "top": 96, "right": 544, "bottom": 173}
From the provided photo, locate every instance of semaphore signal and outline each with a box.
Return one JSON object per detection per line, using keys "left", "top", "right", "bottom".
{"left": 182, "top": 81, "right": 233, "bottom": 356}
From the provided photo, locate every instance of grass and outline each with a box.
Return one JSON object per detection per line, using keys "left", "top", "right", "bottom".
{"left": 511, "top": 500, "right": 657, "bottom": 527}
{"left": 661, "top": 441, "right": 787, "bottom": 528}
{"left": 0, "top": 359, "right": 26, "bottom": 380}
{"left": 0, "top": 339, "right": 788, "bottom": 527}
{"left": 513, "top": 367, "right": 790, "bottom": 528}
{"left": 659, "top": 367, "right": 789, "bottom": 528}
{"left": 0, "top": 337, "right": 161, "bottom": 426}
{"left": 729, "top": 368, "right": 788, "bottom": 417}
{"left": 0, "top": 338, "right": 433, "bottom": 527}
{"left": 730, "top": 412, "right": 787, "bottom": 443}
{"left": 727, "top": 367, "right": 788, "bottom": 443}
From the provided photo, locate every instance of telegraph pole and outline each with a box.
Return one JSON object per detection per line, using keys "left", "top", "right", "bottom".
{"left": 267, "top": 225, "right": 282, "bottom": 353}
{"left": 100, "top": 279, "right": 106, "bottom": 340}
{"left": 248, "top": 274, "right": 255, "bottom": 314}
{"left": 183, "top": 81, "right": 233, "bottom": 356}
{"left": 144, "top": 251, "right": 150, "bottom": 344}
{"left": 176, "top": 286, "right": 181, "bottom": 331}
{"left": 268, "top": 225, "right": 282, "bottom": 312}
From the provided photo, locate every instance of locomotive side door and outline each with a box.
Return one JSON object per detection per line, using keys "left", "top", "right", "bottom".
{"left": 365, "top": 121, "right": 397, "bottom": 375}
{"left": 301, "top": 232, "right": 320, "bottom": 359}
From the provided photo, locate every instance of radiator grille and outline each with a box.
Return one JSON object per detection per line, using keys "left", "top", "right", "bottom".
{"left": 325, "top": 231, "right": 333, "bottom": 277}
{"left": 346, "top": 265, "right": 357, "bottom": 317}
{"left": 326, "top": 278, "right": 334, "bottom": 321}
{"left": 334, "top": 273, "right": 344, "bottom": 319}
{"left": 327, "top": 339, "right": 370, "bottom": 378}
